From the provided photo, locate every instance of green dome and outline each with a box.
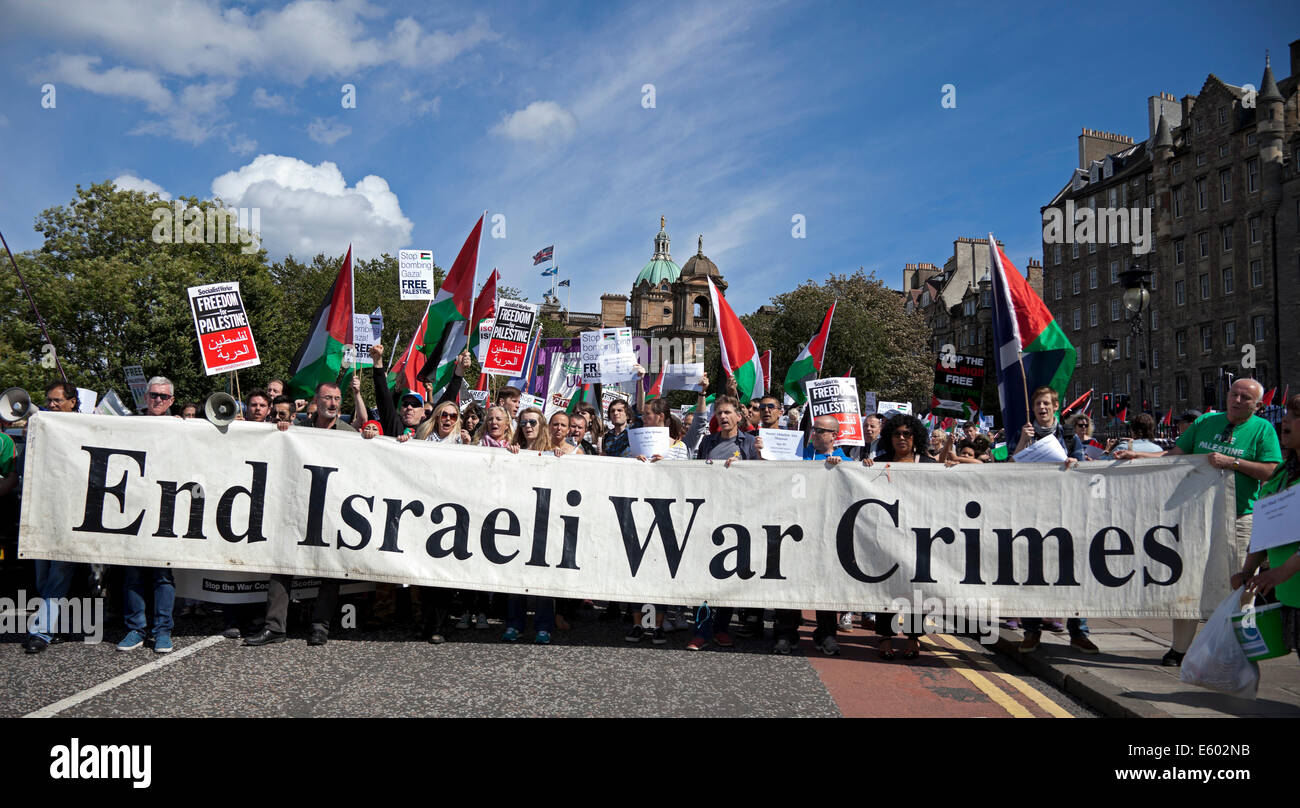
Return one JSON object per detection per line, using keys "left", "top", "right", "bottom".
{"left": 636, "top": 257, "right": 680, "bottom": 287}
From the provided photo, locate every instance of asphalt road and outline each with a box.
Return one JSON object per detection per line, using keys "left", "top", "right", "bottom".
{"left": 2, "top": 604, "right": 1097, "bottom": 718}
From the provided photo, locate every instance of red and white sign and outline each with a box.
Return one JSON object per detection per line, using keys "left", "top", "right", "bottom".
{"left": 187, "top": 281, "right": 260, "bottom": 375}
{"left": 482, "top": 299, "right": 537, "bottom": 376}
{"left": 806, "top": 377, "right": 864, "bottom": 446}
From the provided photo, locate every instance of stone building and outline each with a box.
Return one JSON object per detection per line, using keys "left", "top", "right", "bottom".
{"left": 1041, "top": 43, "right": 1300, "bottom": 415}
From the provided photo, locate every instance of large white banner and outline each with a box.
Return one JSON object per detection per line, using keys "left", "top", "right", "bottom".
{"left": 18, "top": 413, "right": 1236, "bottom": 617}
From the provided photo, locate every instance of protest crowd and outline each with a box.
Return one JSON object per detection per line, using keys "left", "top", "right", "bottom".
{"left": 2, "top": 227, "right": 1296, "bottom": 709}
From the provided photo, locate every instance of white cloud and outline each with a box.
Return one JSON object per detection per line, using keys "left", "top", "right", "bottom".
{"left": 46, "top": 53, "right": 172, "bottom": 111}
{"left": 399, "top": 89, "right": 441, "bottom": 117}
{"left": 229, "top": 134, "right": 258, "bottom": 155}
{"left": 490, "top": 101, "right": 577, "bottom": 143}
{"left": 111, "top": 174, "right": 172, "bottom": 199}
{"left": 210, "top": 154, "right": 412, "bottom": 260}
{"left": 9, "top": 1, "right": 498, "bottom": 82}
{"left": 251, "top": 87, "right": 288, "bottom": 111}
{"left": 128, "top": 79, "right": 236, "bottom": 144}
{"left": 307, "top": 117, "right": 352, "bottom": 145}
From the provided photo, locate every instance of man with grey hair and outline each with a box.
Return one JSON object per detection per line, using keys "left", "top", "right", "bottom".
{"left": 1115, "top": 378, "right": 1281, "bottom": 665}
{"left": 118, "top": 375, "right": 179, "bottom": 653}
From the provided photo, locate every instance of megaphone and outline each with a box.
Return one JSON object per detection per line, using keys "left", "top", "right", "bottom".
{"left": 204, "top": 392, "right": 239, "bottom": 430}
{"left": 0, "top": 387, "right": 32, "bottom": 422}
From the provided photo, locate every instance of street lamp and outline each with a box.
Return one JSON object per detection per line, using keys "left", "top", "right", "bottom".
{"left": 1118, "top": 263, "right": 1153, "bottom": 414}
{"left": 1101, "top": 337, "right": 1119, "bottom": 365}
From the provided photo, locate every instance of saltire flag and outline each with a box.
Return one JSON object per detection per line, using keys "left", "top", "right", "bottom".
{"left": 760, "top": 350, "right": 772, "bottom": 393}
{"left": 541, "top": 266, "right": 558, "bottom": 277}
{"left": 417, "top": 214, "right": 483, "bottom": 399}
{"left": 287, "top": 244, "right": 354, "bottom": 399}
{"left": 557, "top": 278, "right": 571, "bottom": 288}
{"left": 468, "top": 268, "right": 500, "bottom": 359}
{"left": 1062, "top": 388, "right": 1093, "bottom": 416}
{"left": 1262, "top": 387, "right": 1277, "bottom": 407}
{"left": 988, "top": 232, "right": 1076, "bottom": 442}
{"left": 533, "top": 246, "right": 554, "bottom": 265}
{"left": 388, "top": 309, "right": 429, "bottom": 395}
{"left": 506, "top": 328, "right": 543, "bottom": 393}
{"left": 707, "top": 277, "right": 764, "bottom": 401}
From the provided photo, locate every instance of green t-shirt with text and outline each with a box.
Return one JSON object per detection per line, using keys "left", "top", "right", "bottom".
{"left": 0, "top": 432, "right": 14, "bottom": 478}
{"left": 1175, "top": 412, "right": 1282, "bottom": 516}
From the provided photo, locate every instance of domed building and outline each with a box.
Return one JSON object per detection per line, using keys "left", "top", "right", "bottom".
{"left": 599, "top": 216, "right": 727, "bottom": 345}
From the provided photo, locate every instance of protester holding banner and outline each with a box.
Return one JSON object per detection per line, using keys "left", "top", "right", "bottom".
{"left": 548, "top": 412, "right": 583, "bottom": 455}
{"left": 245, "top": 389, "right": 272, "bottom": 423}
{"left": 117, "top": 376, "right": 179, "bottom": 654}
{"left": 369, "top": 344, "right": 466, "bottom": 439}
{"left": 1112, "top": 414, "right": 1161, "bottom": 456}
{"left": 860, "top": 413, "right": 936, "bottom": 660}
{"left": 601, "top": 399, "right": 634, "bottom": 458}
{"left": 1116, "top": 378, "right": 1281, "bottom": 665}
{"left": 1236, "top": 394, "right": 1300, "bottom": 661}
{"left": 496, "top": 386, "right": 522, "bottom": 426}
{"left": 513, "top": 407, "right": 553, "bottom": 452}
{"left": 23, "top": 383, "right": 81, "bottom": 654}
{"left": 567, "top": 411, "right": 598, "bottom": 456}
{"left": 462, "top": 403, "right": 483, "bottom": 437}
{"left": 1012, "top": 386, "right": 1069, "bottom": 459}
{"left": 416, "top": 401, "right": 466, "bottom": 444}
{"left": 271, "top": 396, "right": 295, "bottom": 430}
{"left": 1065, "top": 413, "right": 1095, "bottom": 461}
{"left": 633, "top": 399, "right": 689, "bottom": 462}
{"left": 476, "top": 405, "right": 518, "bottom": 452}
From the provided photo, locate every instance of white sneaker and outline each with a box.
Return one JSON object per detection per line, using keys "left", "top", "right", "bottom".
{"left": 454, "top": 614, "right": 470, "bottom": 630}
{"left": 839, "top": 613, "right": 854, "bottom": 631}
{"left": 474, "top": 613, "right": 490, "bottom": 630}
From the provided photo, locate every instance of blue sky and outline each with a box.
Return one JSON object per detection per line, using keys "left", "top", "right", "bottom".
{"left": 1, "top": 0, "right": 1296, "bottom": 316}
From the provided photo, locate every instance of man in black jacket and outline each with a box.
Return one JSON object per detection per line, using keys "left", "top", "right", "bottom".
{"left": 367, "top": 344, "right": 468, "bottom": 439}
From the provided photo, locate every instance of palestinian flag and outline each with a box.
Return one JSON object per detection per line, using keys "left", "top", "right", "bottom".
{"left": 1262, "top": 387, "right": 1277, "bottom": 407}
{"left": 1062, "top": 388, "right": 1093, "bottom": 417}
{"left": 468, "top": 268, "right": 500, "bottom": 360}
{"left": 417, "top": 214, "right": 483, "bottom": 399}
{"left": 287, "top": 245, "right": 354, "bottom": 399}
{"left": 707, "top": 277, "right": 764, "bottom": 401}
{"left": 989, "top": 232, "right": 1076, "bottom": 442}
{"left": 644, "top": 362, "right": 667, "bottom": 401}
{"left": 388, "top": 308, "right": 429, "bottom": 396}
{"left": 962, "top": 399, "right": 980, "bottom": 421}
{"left": 783, "top": 302, "right": 835, "bottom": 407}
{"left": 566, "top": 382, "right": 593, "bottom": 414}
{"left": 1161, "top": 407, "right": 1173, "bottom": 426}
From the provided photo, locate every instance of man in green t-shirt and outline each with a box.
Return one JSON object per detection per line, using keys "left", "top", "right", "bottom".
{"left": 0, "top": 431, "right": 16, "bottom": 497}
{"left": 1115, "top": 379, "right": 1281, "bottom": 665}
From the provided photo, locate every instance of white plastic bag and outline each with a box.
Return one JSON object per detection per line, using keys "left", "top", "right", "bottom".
{"left": 1179, "top": 586, "right": 1260, "bottom": 700}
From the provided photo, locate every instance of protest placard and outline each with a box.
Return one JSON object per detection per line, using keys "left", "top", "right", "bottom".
{"left": 862, "top": 391, "right": 878, "bottom": 414}
{"left": 94, "top": 390, "right": 131, "bottom": 416}
{"left": 628, "top": 427, "right": 670, "bottom": 458}
{"left": 187, "top": 281, "right": 260, "bottom": 375}
{"left": 1250, "top": 485, "right": 1300, "bottom": 553}
{"left": 1013, "top": 436, "right": 1068, "bottom": 463}
{"left": 123, "top": 365, "right": 148, "bottom": 412}
{"left": 76, "top": 388, "right": 98, "bottom": 414}
{"left": 878, "top": 401, "right": 912, "bottom": 417}
{"left": 580, "top": 328, "right": 637, "bottom": 383}
{"left": 661, "top": 363, "right": 705, "bottom": 393}
{"left": 483, "top": 299, "right": 538, "bottom": 376}
{"left": 475, "top": 319, "right": 495, "bottom": 365}
{"left": 344, "top": 313, "right": 379, "bottom": 369}
{"left": 464, "top": 389, "right": 490, "bottom": 409}
{"left": 759, "top": 428, "right": 803, "bottom": 460}
{"left": 806, "top": 377, "right": 864, "bottom": 446}
{"left": 931, "top": 353, "right": 986, "bottom": 416}
{"left": 398, "top": 249, "right": 435, "bottom": 300}
{"left": 519, "top": 393, "right": 545, "bottom": 412}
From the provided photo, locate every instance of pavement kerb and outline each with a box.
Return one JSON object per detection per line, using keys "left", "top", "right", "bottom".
{"left": 990, "top": 634, "right": 1172, "bottom": 719}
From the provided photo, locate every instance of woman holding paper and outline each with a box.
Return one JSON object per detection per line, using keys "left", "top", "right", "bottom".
{"left": 634, "top": 399, "right": 690, "bottom": 461}
{"left": 1236, "top": 394, "right": 1300, "bottom": 659}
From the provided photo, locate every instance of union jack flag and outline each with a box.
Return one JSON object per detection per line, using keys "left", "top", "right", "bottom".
{"left": 532, "top": 245, "right": 554, "bottom": 265}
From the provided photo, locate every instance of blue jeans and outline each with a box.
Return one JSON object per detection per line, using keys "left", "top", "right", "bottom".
{"left": 29, "top": 560, "right": 78, "bottom": 642}
{"left": 506, "top": 595, "right": 554, "bottom": 633}
{"left": 123, "top": 566, "right": 175, "bottom": 635}
{"left": 1022, "top": 617, "right": 1089, "bottom": 638}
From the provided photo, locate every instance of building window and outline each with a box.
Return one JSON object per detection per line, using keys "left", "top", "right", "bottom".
{"left": 1072, "top": 308, "right": 1081, "bottom": 331}
{"left": 1177, "top": 376, "right": 1189, "bottom": 401}
{"left": 1221, "top": 223, "right": 1233, "bottom": 252}
{"left": 1088, "top": 240, "right": 1096, "bottom": 254}
{"left": 1153, "top": 384, "right": 1162, "bottom": 409}
{"left": 1072, "top": 242, "right": 1079, "bottom": 259}
{"left": 1172, "top": 160, "right": 1182, "bottom": 176}
{"left": 1172, "top": 185, "right": 1183, "bottom": 218}
{"left": 1152, "top": 348, "right": 1160, "bottom": 370}
{"left": 1253, "top": 315, "right": 1265, "bottom": 343}
{"left": 1150, "top": 272, "right": 1156, "bottom": 291}
{"left": 1222, "top": 267, "right": 1234, "bottom": 295}
{"left": 1151, "top": 310, "right": 1158, "bottom": 331}
{"left": 1175, "top": 239, "right": 1185, "bottom": 265}
{"left": 1111, "top": 298, "right": 1120, "bottom": 321}
{"left": 1250, "top": 259, "right": 1262, "bottom": 287}
{"left": 1246, "top": 132, "right": 1257, "bottom": 146}
{"left": 1249, "top": 215, "right": 1260, "bottom": 244}
{"left": 1195, "top": 117, "right": 1205, "bottom": 134}
{"left": 1201, "top": 324, "right": 1212, "bottom": 352}
{"left": 1198, "top": 232, "right": 1209, "bottom": 258}
{"left": 1110, "top": 260, "right": 1119, "bottom": 283}
{"left": 1090, "top": 342, "right": 1099, "bottom": 365}
{"left": 1224, "top": 321, "right": 1236, "bottom": 347}
{"left": 1175, "top": 279, "right": 1185, "bottom": 305}
{"left": 1072, "top": 271, "right": 1080, "bottom": 294}
{"left": 1195, "top": 177, "right": 1207, "bottom": 210}
{"left": 1196, "top": 153, "right": 1207, "bottom": 166}
{"left": 1089, "top": 266, "right": 1098, "bottom": 289}
{"left": 1054, "top": 244, "right": 1062, "bottom": 265}
{"left": 1247, "top": 158, "right": 1259, "bottom": 193}
{"left": 1220, "top": 169, "right": 1232, "bottom": 203}
{"left": 1200, "top": 273, "right": 1210, "bottom": 299}
{"left": 1219, "top": 143, "right": 1230, "bottom": 157}
{"left": 1054, "top": 277, "right": 1062, "bottom": 300}
{"left": 1218, "top": 107, "right": 1228, "bottom": 125}
{"left": 1109, "top": 187, "right": 1118, "bottom": 208}
{"left": 1089, "top": 303, "right": 1098, "bottom": 327}
{"left": 1176, "top": 330, "right": 1186, "bottom": 356}
{"left": 1125, "top": 335, "right": 1132, "bottom": 358}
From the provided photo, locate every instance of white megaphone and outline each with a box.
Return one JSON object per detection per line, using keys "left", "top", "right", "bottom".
{"left": 0, "top": 387, "right": 32, "bottom": 422}
{"left": 204, "top": 391, "right": 239, "bottom": 430}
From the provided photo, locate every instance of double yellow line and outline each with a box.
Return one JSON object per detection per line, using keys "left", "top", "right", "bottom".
{"left": 920, "top": 634, "right": 1073, "bottom": 718}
